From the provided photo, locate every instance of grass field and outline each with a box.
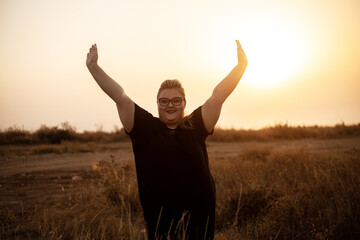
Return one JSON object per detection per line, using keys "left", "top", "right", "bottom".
{"left": 1, "top": 134, "right": 359, "bottom": 239}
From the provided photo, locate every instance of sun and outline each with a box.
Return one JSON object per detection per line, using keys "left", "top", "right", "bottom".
{"left": 243, "top": 27, "right": 307, "bottom": 88}
{"left": 210, "top": 16, "right": 309, "bottom": 89}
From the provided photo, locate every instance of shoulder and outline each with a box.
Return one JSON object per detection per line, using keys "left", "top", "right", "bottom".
{"left": 126, "top": 104, "right": 158, "bottom": 136}
{"left": 134, "top": 103, "right": 154, "bottom": 119}
{"left": 187, "top": 106, "right": 213, "bottom": 138}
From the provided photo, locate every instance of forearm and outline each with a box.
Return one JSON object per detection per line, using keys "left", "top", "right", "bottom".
{"left": 212, "top": 63, "right": 246, "bottom": 103}
{"left": 87, "top": 64, "right": 126, "bottom": 103}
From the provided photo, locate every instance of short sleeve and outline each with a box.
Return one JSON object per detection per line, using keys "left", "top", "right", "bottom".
{"left": 190, "top": 106, "right": 213, "bottom": 140}
{"left": 126, "top": 103, "right": 155, "bottom": 140}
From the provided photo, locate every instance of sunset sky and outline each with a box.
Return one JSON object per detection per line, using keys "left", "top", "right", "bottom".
{"left": 1, "top": 0, "right": 359, "bottom": 132}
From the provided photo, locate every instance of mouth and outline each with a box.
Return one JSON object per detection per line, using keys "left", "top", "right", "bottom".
{"left": 166, "top": 109, "right": 176, "bottom": 114}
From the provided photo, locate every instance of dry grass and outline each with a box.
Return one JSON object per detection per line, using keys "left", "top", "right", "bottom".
{"left": 30, "top": 141, "right": 95, "bottom": 154}
{"left": 212, "top": 145, "right": 360, "bottom": 239}
{"left": 1, "top": 142, "right": 359, "bottom": 239}
{"left": 0, "top": 141, "right": 124, "bottom": 157}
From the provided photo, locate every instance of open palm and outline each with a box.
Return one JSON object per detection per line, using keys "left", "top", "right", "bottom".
{"left": 236, "top": 40, "right": 247, "bottom": 67}
{"left": 86, "top": 44, "right": 98, "bottom": 67}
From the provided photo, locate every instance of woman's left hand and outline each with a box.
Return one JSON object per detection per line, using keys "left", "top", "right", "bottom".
{"left": 236, "top": 40, "right": 248, "bottom": 67}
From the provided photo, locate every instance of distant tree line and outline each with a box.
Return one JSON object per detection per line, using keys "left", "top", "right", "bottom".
{"left": 208, "top": 122, "right": 360, "bottom": 141}
{"left": 1, "top": 122, "right": 360, "bottom": 145}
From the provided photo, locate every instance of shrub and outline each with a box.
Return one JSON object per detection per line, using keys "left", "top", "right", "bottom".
{"left": 0, "top": 126, "right": 34, "bottom": 144}
{"left": 35, "top": 122, "right": 76, "bottom": 144}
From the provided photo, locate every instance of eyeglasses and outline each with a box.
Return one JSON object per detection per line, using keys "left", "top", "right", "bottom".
{"left": 157, "top": 97, "right": 184, "bottom": 107}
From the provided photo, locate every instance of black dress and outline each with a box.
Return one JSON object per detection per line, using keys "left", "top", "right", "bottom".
{"left": 127, "top": 104, "right": 216, "bottom": 240}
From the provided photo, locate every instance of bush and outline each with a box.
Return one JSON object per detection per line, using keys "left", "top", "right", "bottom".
{"left": 35, "top": 122, "right": 76, "bottom": 144}
{"left": 0, "top": 127, "right": 34, "bottom": 144}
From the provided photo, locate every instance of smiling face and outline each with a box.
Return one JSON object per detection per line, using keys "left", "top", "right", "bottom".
{"left": 157, "top": 88, "right": 186, "bottom": 129}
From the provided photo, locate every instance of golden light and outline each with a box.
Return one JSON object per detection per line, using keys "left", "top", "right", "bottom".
{"left": 210, "top": 14, "right": 310, "bottom": 89}
{"left": 244, "top": 26, "right": 308, "bottom": 88}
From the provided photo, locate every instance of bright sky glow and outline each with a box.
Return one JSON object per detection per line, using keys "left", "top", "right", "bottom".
{"left": 1, "top": 0, "right": 359, "bottom": 131}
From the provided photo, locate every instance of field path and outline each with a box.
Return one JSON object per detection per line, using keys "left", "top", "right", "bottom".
{"left": 2, "top": 138, "right": 360, "bottom": 177}
{"left": 0, "top": 142, "right": 133, "bottom": 177}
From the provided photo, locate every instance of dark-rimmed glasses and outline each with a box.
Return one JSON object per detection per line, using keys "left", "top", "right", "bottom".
{"left": 157, "top": 97, "right": 184, "bottom": 107}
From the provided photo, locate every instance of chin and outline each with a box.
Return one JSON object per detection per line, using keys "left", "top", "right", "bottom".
{"left": 160, "top": 114, "right": 179, "bottom": 125}
{"left": 165, "top": 116, "right": 179, "bottom": 123}
{"left": 159, "top": 109, "right": 184, "bottom": 125}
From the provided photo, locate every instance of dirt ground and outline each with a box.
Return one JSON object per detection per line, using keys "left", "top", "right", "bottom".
{"left": 1, "top": 138, "right": 359, "bottom": 215}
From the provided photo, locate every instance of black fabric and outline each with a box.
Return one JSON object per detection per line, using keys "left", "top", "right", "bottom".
{"left": 127, "top": 104, "right": 215, "bottom": 240}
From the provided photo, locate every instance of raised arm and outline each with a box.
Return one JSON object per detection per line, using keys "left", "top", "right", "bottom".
{"left": 86, "top": 44, "right": 134, "bottom": 132}
{"left": 202, "top": 40, "right": 247, "bottom": 133}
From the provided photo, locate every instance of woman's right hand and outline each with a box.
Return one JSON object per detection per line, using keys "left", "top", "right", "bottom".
{"left": 86, "top": 44, "right": 98, "bottom": 68}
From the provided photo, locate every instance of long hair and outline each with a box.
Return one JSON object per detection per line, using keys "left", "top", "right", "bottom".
{"left": 157, "top": 79, "right": 194, "bottom": 129}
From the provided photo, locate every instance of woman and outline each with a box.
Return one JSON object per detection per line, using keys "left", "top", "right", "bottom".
{"left": 86, "top": 40, "right": 247, "bottom": 239}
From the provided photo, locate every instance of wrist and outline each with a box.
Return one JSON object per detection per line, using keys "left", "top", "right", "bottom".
{"left": 236, "top": 60, "right": 248, "bottom": 69}
{"left": 87, "top": 62, "right": 99, "bottom": 71}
